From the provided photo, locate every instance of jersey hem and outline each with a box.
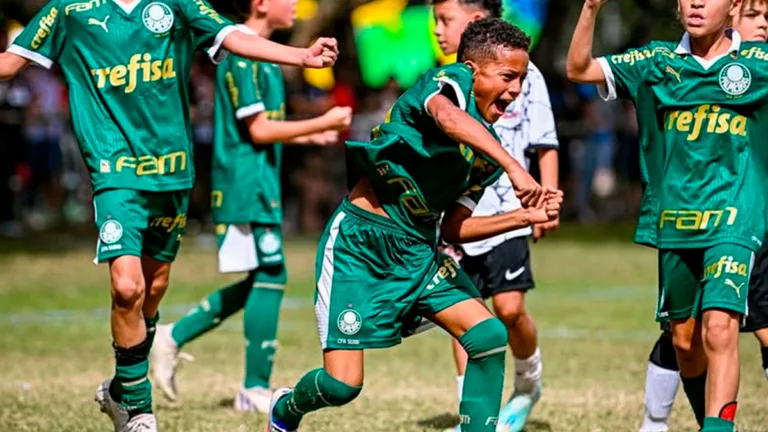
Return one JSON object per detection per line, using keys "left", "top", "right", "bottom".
{"left": 91, "top": 180, "right": 194, "bottom": 194}
{"left": 655, "top": 238, "right": 759, "bottom": 252}
{"left": 8, "top": 44, "right": 53, "bottom": 69}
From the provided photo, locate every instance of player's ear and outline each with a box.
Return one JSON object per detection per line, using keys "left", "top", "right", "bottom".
{"left": 255, "top": 0, "right": 269, "bottom": 15}
{"left": 470, "top": 11, "right": 486, "bottom": 22}
{"left": 731, "top": 0, "right": 744, "bottom": 17}
{"left": 464, "top": 60, "right": 479, "bottom": 74}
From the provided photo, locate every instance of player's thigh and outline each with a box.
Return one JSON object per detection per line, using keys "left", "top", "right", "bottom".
{"left": 657, "top": 248, "right": 704, "bottom": 322}
{"left": 323, "top": 349, "right": 364, "bottom": 387}
{"left": 142, "top": 190, "right": 189, "bottom": 263}
{"left": 93, "top": 188, "right": 148, "bottom": 264}
{"left": 314, "top": 201, "right": 433, "bottom": 351}
{"left": 417, "top": 254, "right": 492, "bottom": 339}
{"left": 742, "top": 246, "right": 768, "bottom": 333}
{"left": 700, "top": 243, "right": 754, "bottom": 316}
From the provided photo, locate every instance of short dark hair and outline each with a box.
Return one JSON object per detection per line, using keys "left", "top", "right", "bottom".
{"left": 457, "top": 17, "right": 531, "bottom": 63}
{"left": 432, "top": 0, "right": 503, "bottom": 19}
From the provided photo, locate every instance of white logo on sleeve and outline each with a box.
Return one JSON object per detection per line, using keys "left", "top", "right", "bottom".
{"left": 505, "top": 266, "right": 526, "bottom": 281}
{"left": 143, "top": 2, "right": 174, "bottom": 34}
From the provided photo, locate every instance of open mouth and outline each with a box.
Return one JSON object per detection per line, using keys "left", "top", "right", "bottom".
{"left": 493, "top": 100, "right": 510, "bottom": 115}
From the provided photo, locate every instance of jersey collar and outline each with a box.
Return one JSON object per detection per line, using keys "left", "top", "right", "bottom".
{"left": 111, "top": 0, "right": 144, "bottom": 15}
{"left": 675, "top": 29, "right": 741, "bottom": 69}
{"left": 236, "top": 24, "right": 258, "bottom": 36}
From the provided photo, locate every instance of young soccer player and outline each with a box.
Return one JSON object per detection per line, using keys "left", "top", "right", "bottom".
{"left": 432, "top": 1, "right": 559, "bottom": 430}
{"left": 149, "top": 0, "right": 353, "bottom": 413}
{"left": 0, "top": 1, "right": 337, "bottom": 431}
{"left": 568, "top": 0, "right": 768, "bottom": 431}
{"left": 266, "top": 18, "right": 563, "bottom": 432}
{"left": 637, "top": 2, "right": 768, "bottom": 431}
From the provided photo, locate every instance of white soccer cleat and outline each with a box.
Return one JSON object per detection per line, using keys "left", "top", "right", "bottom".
{"left": 266, "top": 387, "right": 297, "bottom": 432}
{"left": 125, "top": 413, "right": 158, "bottom": 432}
{"left": 234, "top": 386, "right": 273, "bottom": 413}
{"left": 149, "top": 324, "right": 194, "bottom": 402}
{"left": 95, "top": 379, "right": 130, "bottom": 432}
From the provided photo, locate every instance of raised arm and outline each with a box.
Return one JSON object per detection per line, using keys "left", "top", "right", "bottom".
{"left": 222, "top": 32, "right": 338, "bottom": 69}
{"left": 442, "top": 188, "right": 563, "bottom": 244}
{"left": 566, "top": 0, "right": 609, "bottom": 83}
{"left": 0, "top": 52, "right": 30, "bottom": 80}
{"left": 427, "top": 94, "right": 542, "bottom": 206}
{"left": 245, "top": 107, "right": 351, "bottom": 145}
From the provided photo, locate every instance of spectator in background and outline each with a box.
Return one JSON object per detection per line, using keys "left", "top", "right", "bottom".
{"left": 24, "top": 66, "right": 66, "bottom": 231}
{"left": 0, "top": 27, "right": 31, "bottom": 237}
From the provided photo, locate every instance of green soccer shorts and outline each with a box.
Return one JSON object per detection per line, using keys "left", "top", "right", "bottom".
{"left": 657, "top": 243, "right": 755, "bottom": 321}
{"left": 314, "top": 199, "right": 481, "bottom": 350}
{"left": 93, "top": 189, "right": 190, "bottom": 264}
{"left": 215, "top": 223, "right": 285, "bottom": 274}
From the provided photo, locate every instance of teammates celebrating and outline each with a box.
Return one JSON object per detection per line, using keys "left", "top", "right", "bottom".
{"left": 5, "top": 0, "right": 768, "bottom": 431}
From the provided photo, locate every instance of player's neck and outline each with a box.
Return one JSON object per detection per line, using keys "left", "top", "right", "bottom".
{"left": 243, "top": 16, "right": 273, "bottom": 38}
{"left": 689, "top": 30, "right": 732, "bottom": 60}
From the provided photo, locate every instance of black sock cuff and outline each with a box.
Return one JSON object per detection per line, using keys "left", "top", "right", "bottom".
{"left": 761, "top": 346, "right": 768, "bottom": 369}
{"left": 681, "top": 371, "right": 707, "bottom": 385}
{"left": 144, "top": 312, "right": 160, "bottom": 328}
{"left": 113, "top": 338, "right": 150, "bottom": 366}
{"left": 649, "top": 333, "right": 679, "bottom": 371}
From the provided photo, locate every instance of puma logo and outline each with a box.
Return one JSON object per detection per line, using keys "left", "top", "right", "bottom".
{"left": 725, "top": 278, "right": 744, "bottom": 297}
{"left": 88, "top": 16, "right": 110, "bottom": 33}
{"left": 666, "top": 66, "right": 682, "bottom": 83}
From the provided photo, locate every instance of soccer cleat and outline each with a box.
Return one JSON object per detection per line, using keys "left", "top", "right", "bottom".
{"left": 95, "top": 379, "right": 130, "bottom": 432}
{"left": 266, "top": 387, "right": 297, "bottom": 432}
{"left": 234, "top": 386, "right": 273, "bottom": 413}
{"left": 149, "top": 324, "right": 194, "bottom": 402}
{"left": 124, "top": 414, "right": 158, "bottom": 432}
{"left": 496, "top": 382, "right": 542, "bottom": 432}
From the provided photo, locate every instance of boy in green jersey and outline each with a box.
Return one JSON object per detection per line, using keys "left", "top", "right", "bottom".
{"left": 567, "top": 0, "right": 768, "bottom": 430}
{"left": 637, "top": 2, "right": 768, "bottom": 431}
{"left": 149, "top": 0, "right": 352, "bottom": 412}
{"left": 266, "top": 18, "right": 564, "bottom": 432}
{"left": 0, "top": 1, "right": 338, "bottom": 431}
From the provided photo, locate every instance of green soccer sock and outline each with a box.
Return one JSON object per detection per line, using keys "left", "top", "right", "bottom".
{"left": 243, "top": 282, "right": 284, "bottom": 389}
{"left": 273, "top": 368, "right": 362, "bottom": 430}
{"left": 145, "top": 312, "right": 159, "bottom": 349}
{"left": 458, "top": 318, "right": 507, "bottom": 432}
{"left": 171, "top": 273, "right": 254, "bottom": 347}
{"left": 701, "top": 416, "right": 736, "bottom": 432}
{"left": 681, "top": 371, "right": 707, "bottom": 427}
{"left": 109, "top": 338, "right": 153, "bottom": 415}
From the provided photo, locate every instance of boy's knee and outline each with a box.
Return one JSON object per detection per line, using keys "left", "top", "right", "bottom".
{"left": 112, "top": 276, "right": 145, "bottom": 309}
{"left": 703, "top": 312, "right": 739, "bottom": 352}
{"left": 459, "top": 318, "right": 508, "bottom": 359}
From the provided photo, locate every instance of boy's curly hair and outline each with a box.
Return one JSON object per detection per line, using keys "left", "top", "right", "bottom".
{"left": 457, "top": 17, "right": 531, "bottom": 63}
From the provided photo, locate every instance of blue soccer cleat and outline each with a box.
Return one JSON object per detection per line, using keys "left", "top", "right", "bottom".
{"left": 496, "top": 382, "right": 542, "bottom": 432}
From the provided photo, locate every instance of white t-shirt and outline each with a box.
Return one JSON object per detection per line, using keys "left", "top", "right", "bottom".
{"left": 461, "top": 61, "right": 559, "bottom": 256}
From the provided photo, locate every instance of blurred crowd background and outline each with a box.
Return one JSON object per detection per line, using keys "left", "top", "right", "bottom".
{"left": 0, "top": 0, "right": 684, "bottom": 239}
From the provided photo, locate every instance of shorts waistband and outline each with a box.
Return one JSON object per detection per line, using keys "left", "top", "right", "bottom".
{"left": 340, "top": 199, "right": 408, "bottom": 234}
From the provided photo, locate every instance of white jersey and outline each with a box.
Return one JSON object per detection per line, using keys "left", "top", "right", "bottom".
{"left": 462, "top": 62, "right": 559, "bottom": 256}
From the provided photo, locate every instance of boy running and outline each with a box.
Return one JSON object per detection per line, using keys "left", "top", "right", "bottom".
{"left": 0, "top": 1, "right": 337, "bottom": 431}
{"left": 267, "top": 18, "right": 563, "bottom": 432}
{"left": 568, "top": 0, "right": 768, "bottom": 431}
{"left": 150, "top": 0, "right": 352, "bottom": 413}
{"left": 638, "top": 2, "right": 768, "bottom": 431}
{"left": 432, "top": 1, "right": 559, "bottom": 430}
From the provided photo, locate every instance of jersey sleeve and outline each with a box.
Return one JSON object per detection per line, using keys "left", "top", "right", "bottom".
{"left": 456, "top": 168, "right": 503, "bottom": 212}
{"left": 228, "top": 60, "right": 266, "bottom": 120}
{"left": 596, "top": 43, "right": 657, "bottom": 101}
{"left": 177, "top": 0, "right": 237, "bottom": 64}
{"left": 8, "top": 0, "right": 66, "bottom": 69}
{"left": 423, "top": 65, "right": 474, "bottom": 115}
{"left": 524, "top": 65, "right": 559, "bottom": 150}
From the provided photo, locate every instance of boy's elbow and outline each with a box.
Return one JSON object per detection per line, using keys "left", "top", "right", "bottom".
{"left": 440, "top": 224, "right": 460, "bottom": 245}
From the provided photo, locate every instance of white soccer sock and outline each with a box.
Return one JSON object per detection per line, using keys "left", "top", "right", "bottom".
{"left": 514, "top": 347, "right": 542, "bottom": 392}
{"left": 456, "top": 375, "right": 465, "bottom": 403}
{"left": 639, "top": 362, "right": 680, "bottom": 432}
{"left": 764, "top": 367, "right": 768, "bottom": 381}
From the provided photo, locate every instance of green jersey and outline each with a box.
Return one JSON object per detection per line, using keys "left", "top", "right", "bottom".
{"left": 599, "top": 32, "right": 768, "bottom": 251}
{"left": 211, "top": 28, "right": 285, "bottom": 225}
{"left": 10, "top": 0, "right": 235, "bottom": 193}
{"left": 346, "top": 63, "right": 503, "bottom": 244}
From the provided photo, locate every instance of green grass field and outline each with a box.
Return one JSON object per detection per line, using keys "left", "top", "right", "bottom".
{"left": 1, "top": 236, "right": 767, "bottom": 431}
